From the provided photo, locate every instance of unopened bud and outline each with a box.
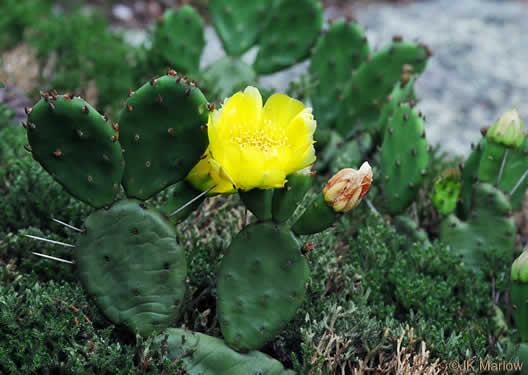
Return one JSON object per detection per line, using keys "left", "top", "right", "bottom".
{"left": 512, "top": 250, "right": 528, "bottom": 283}
{"left": 323, "top": 162, "right": 372, "bottom": 212}
{"left": 487, "top": 108, "right": 524, "bottom": 148}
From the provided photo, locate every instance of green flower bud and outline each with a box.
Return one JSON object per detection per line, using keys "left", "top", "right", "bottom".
{"left": 487, "top": 108, "right": 524, "bottom": 148}
{"left": 512, "top": 250, "right": 528, "bottom": 283}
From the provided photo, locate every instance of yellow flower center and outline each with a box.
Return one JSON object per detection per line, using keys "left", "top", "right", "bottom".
{"left": 230, "top": 119, "right": 288, "bottom": 152}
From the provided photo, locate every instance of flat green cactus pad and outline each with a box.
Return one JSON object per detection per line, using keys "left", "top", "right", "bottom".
{"left": 440, "top": 183, "right": 516, "bottom": 272}
{"left": 380, "top": 103, "right": 429, "bottom": 215}
{"left": 336, "top": 41, "right": 430, "bottom": 136}
{"left": 75, "top": 199, "right": 186, "bottom": 336}
{"left": 119, "top": 74, "right": 209, "bottom": 200}
{"left": 272, "top": 171, "right": 313, "bottom": 223}
{"left": 375, "top": 77, "right": 416, "bottom": 134}
{"left": 209, "top": 0, "right": 271, "bottom": 57}
{"left": 201, "top": 56, "right": 257, "bottom": 100}
{"left": 26, "top": 94, "right": 123, "bottom": 208}
{"left": 217, "top": 222, "right": 309, "bottom": 351}
{"left": 310, "top": 18, "right": 369, "bottom": 131}
{"left": 151, "top": 6, "right": 205, "bottom": 73}
{"left": 157, "top": 328, "right": 296, "bottom": 374}
{"left": 478, "top": 137, "right": 528, "bottom": 210}
{"left": 458, "top": 138, "right": 486, "bottom": 219}
{"left": 254, "top": 0, "right": 324, "bottom": 74}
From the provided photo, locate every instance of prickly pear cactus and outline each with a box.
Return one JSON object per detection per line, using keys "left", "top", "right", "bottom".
{"left": 254, "top": 0, "right": 324, "bottom": 74}
{"left": 375, "top": 76, "right": 417, "bottom": 134}
{"left": 119, "top": 74, "right": 209, "bottom": 200}
{"left": 336, "top": 41, "right": 431, "bottom": 136}
{"left": 209, "top": 0, "right": 271, "bottom": 57}
{"left": 380, "top": 103, "right": 429, "bottom": 215}
{"left": 76, "top": 199, "right": 186, "bottom": 336}
{"left": 440, "top": 183, "right": 516, "bottom": 272}
{"left": 26, "top": 93, "right": 123, "bottom": 208}
{"left": 272, "top": 171, "right": 313, "bottom": 223}
{"left": 512, "top": 251, "right": 528, "bottom": 342}
{"left": 151, "top": 6, "right": 205, "bottom": 74}
{"left": 201, "top": 57, "right": 258, "bottom": 101}
{"left": 157, "top": 328, "right": 296, "bottom": 375}
{"left": 217, "top": 222, "right": 309, "bottom": 351}
{"left": 477, "top": 136, "right": 528, "bottom": 209}
{"left": 309, "top": 18, "right": 369, "bottom": 131}
{"left": 458, "top": 138, "right": 486, "bottom": 219}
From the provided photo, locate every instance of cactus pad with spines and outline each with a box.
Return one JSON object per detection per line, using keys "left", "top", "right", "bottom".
{"left": 239, "top": 188, "right": 274, "bottom": 221}
{"left": 291, "top": 193, "right": 337, "bottom": 235}
{"left": 157, "top": 328, "right": 296, "bottom": 375}
{"left": 75, "top": 199, "right": 186, "bottom": 336}
{"left": 26, "top": 94, "right": 123, "bottom": 208}
{"left": 164, "top": 181, "right": 205, "bottom": 225}
{"left": 201, "top": 57, "right": 257, "bottom": 100}
{"left": 119, "top": 74, "right": 209, "bottom": 200}
{"left": 328, "top": 139, "right": 361, "bottom": 175}
{"left": 272, "top": 171, "right": 313, "bottom": 223}
{"left": 336, "top": 41, "right": 430, "bottom": 136}
{"left": 253, "top": 0, "right": 324, "bottom": 75}
{"left": 380, "top": 103, "right": 429, "bottom": 215}
{"left": 217, "top": 222, "right": 309, "bottom": 351}
{"left": 440, "top": 183, "right": 516, "bottom": 272}
{"left": 152, "top": 6, "right": 205, "bottom": 73}
{"left": 375, "top": 76, "right": 416, "bottom": 134}
{"left": 209, "top": 0, "right": 271, "bottom": 57}
{"left": 458, "top": 138, "right": 486, "bottom": 219}
{"left": 477, "top": 136, "right": 528, "bottom": 210}
{"left": 309, "top": 18, "right": 370, "bottom": 131}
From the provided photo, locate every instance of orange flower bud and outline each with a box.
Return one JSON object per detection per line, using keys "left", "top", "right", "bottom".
{"left": 323, "top": 162, "right": 373, "bottom": 212}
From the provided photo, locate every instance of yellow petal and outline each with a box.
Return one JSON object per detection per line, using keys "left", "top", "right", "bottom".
{"left": 209, "top": 158, "right": 237, "bottom": 193}
{"left": 260, "top": 168, "right": 287, "bottom": 190}
{"left": 263, "top": 93, "right": 306, "bottom": 129}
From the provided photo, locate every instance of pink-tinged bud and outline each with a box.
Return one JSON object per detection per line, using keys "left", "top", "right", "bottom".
{"left": 323, "top": 162, "right": 373, "bottom": 212}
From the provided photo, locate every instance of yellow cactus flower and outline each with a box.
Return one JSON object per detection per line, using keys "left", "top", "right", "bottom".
{"left": 186, "top": 86, "right": 317, "bottom": 193}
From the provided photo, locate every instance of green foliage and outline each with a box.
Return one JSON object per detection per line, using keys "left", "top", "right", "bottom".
{"left": 0, "top": 280, "right": 184, "bottom": 374}
{"left": 0, "top": 0, "right": 50, "bottom": 50}
{"left": 27, "top": 9, "right": 135, "bottom": 115}
{"left": 345, "top": 216, "right": 497, "bottom": 360}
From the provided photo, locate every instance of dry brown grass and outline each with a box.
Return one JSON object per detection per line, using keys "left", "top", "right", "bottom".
{"left": 353, "top": 326, "right": 445, "bottom": 375}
